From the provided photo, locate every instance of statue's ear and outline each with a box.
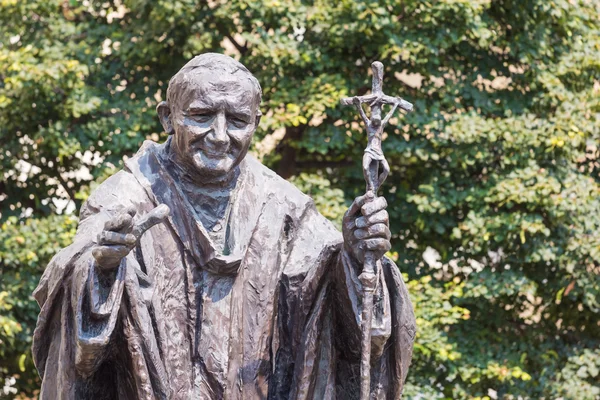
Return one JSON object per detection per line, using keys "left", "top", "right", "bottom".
{"left": 255, "top": 109, "right": 262, "bottom": 127}
{"left": 156, "top": 101, "right": 175, "bottom": 135}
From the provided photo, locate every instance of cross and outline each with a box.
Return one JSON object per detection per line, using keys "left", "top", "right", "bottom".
{"left": 340, "top": 61, "right": 413, "bottom": 400}
{"left": 340, "top": 61, "right": 413, "bottom": 194}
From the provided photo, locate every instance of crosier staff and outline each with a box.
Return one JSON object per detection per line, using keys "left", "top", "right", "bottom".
{"left": 341, "top": 61, "right": 413, "bottom": 400}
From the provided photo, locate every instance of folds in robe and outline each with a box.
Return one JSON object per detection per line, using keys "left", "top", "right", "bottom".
{"left": 33, "top": 139, "right": 416, "bottom": 400}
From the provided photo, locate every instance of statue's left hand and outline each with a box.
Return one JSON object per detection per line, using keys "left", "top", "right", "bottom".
{"left": 342, "top": 191, "right": 391, "bottom": 265}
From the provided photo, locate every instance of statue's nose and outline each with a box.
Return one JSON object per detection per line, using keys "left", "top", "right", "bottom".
{"left": 207, "top": 112, "right": 229, "bottom": 147}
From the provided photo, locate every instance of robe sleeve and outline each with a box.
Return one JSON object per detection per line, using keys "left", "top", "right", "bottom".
{"left": 32, "top": 171, "right": 155, "bottom": 399}
{"left": 274, "top": 201, "right": 416, "bottom": 399}
{"left": 332, "top": 248, "right": 393, "bottom": 360}
{"left": 74, "top": 256, "right": 127, "bottom": 377}
{"left": 32, "top": 197, "right": 135, "bottom": 388}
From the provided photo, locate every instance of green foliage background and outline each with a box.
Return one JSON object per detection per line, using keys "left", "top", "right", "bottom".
{"left": 1, "top": 0, "right": 599, "bottom": 398}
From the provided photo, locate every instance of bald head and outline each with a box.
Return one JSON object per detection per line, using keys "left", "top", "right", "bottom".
{"left": 166, "top": 53, "right": 262, "bottom": 112}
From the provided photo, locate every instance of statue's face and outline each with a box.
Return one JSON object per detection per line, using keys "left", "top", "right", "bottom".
{"left": 168, "top": 70, "right": 260, "bottom": 181}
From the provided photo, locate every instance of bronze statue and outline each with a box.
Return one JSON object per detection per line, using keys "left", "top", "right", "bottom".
{"left": 32, "top": 53, "right": 416, "bottom": 399}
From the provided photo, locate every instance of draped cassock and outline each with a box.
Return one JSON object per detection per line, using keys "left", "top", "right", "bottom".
{"left": 32, "top": 139, "right": 416, "bottom": 400}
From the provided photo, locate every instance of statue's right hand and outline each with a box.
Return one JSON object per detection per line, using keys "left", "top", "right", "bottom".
{"left": 92, "top": 206, "right": 137, "bottom": 271}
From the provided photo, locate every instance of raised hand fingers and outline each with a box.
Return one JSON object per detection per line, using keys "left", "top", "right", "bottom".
{"left": 97, "top": 231, "right": 137, "bottom": 246}
{"left": 95, "top": 206, "right": 137, "bottom": 270}
{"left": 356, "top": 209, "right": 388, "bottom": 229}
{"left": 104, "top": 206, "right": 137, "bottom": 233}
{"left": 354, "top": 223, "right": 390, "bottom": 240}
{"left": 92, "top": 245, "right": 131, "bottom": 270}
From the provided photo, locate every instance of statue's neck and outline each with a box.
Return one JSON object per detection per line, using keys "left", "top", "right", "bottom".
{"left": 159, "top": 139, "right": 239, "bottom": 232}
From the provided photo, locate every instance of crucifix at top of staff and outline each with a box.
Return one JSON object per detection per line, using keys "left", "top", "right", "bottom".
{"left": 341, "top": 61, "right": 413, "bottom": 400}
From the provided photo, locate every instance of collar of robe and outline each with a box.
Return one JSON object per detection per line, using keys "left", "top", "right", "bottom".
{"left": 125, "top": 141, "right": 244, "bottom": 276}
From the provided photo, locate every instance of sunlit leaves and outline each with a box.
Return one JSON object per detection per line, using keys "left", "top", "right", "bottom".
{"left": 1, "top": 0, "right": 599, "bottom": 398}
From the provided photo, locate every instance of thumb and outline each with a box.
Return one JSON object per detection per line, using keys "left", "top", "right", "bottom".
{"left": 347, "top": 191, "right": 375, "bottom": 216}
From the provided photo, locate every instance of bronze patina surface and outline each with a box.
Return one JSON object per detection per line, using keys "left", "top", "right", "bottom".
{"left": 32, "top": 53, "right": 416, "bottom": 399}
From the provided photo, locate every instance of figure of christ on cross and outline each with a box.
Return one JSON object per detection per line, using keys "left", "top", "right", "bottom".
{"left": 32, "top": 53, "right": 416, "bottom": 400}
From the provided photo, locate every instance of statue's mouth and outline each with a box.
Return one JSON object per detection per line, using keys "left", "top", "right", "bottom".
{"left": 199, "top": 149, "right": 229, "bottom": 160}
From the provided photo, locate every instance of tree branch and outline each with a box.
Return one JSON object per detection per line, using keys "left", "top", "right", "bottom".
{"left": 214, "top": 20, "right": 248, "bottom": 56}
{"left": 53, "top": 168, "right": 79, "bottom": 210}
{"left": 224, "top": 32, "right": 248, "bottom": 55}
{"left": 276, "top": 125, "right": 305, "bottom": 179}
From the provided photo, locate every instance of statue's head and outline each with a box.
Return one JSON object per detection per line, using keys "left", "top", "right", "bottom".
{"left": 157, "top": 53, "right": 262, "bottom": 182}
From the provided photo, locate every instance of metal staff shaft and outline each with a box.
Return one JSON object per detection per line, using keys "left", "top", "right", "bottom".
{"left": 341, "top": 61, "right": 413, "bottom": 400}
{"left": 359, "top": 252, "right": 379, "bottom": 399}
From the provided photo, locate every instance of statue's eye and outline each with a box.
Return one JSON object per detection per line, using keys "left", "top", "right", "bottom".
{"left": 189, "top": 113, "right": 213, "bottom": 123}
{"left": 229, "top": 116, "right": 248, "bottom": 128}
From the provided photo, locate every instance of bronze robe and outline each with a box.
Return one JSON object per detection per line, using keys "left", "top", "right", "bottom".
{"left": 32, "top": 140, "right": 416, "bottom": 399}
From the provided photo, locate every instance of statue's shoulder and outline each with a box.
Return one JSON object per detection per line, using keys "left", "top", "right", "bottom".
{"left": 243, "top": 155, "right": 311, "bottom": 208}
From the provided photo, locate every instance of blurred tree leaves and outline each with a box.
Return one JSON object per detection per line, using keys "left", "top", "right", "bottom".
{"left": 1, "top": 0, "right": 599, "bottom": 398}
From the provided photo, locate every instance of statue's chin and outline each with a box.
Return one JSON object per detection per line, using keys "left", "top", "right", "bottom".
{"left": 189, "top": 152, "right": 237, "bottom": 182}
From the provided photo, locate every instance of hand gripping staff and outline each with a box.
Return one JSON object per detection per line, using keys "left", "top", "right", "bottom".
{"left": 340, "top": 61, "right": 413, "bottom": 400}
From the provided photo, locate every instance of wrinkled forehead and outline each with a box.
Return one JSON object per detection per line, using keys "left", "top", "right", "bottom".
{"left": 169, "top": 69, "right": 259, "bottom": 113}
